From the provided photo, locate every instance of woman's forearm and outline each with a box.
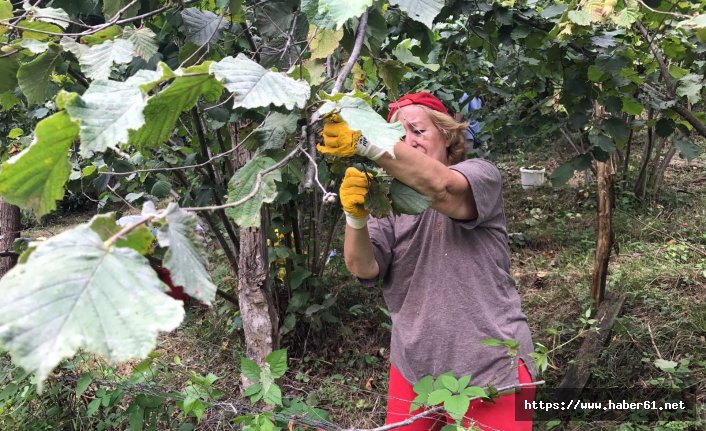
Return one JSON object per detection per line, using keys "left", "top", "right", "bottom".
{"left": 343, "top": 224, "right": 379, "bottom": 279}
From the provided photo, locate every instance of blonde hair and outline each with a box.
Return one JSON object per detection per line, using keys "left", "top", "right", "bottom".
{"left": 390, "top": 105, "right": 468, "bottom": 165}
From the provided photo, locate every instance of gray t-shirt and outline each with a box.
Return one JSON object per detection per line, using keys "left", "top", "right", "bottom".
{"left": 366, "top": 158, "right": 535, "bottom": 388}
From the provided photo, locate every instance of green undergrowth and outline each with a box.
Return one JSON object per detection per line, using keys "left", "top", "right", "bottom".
{"left": 3, "top": 154, "right": 706, "bottom": 430}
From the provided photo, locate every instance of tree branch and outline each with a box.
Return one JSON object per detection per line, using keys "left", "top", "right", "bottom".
{"left": 635, "top": 20, "right": 676, "bottom": 97}
{"left": 332, "top": 11, "right": 369, "bottom": 94}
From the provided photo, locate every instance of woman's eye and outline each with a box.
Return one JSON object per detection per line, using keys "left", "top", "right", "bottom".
{"left": 414, "top": 130, "right": 425, "bottom": 135}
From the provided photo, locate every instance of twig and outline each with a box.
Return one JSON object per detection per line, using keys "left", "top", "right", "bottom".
{"left": 104, "top": 215, "right": 155, "bottom": 247}
{"left": 635, "top": 20, "right": 675, "bottom": 97}
{"left": 332, "top": 11, "right": 369, "bottom": 94}
{"left": 182, "top": 144, "right": 303, "bottom": 212}
{"left": 637, "top": 0, "right": 692, "bottom": 19}
{"left": 560, "top": 127, "right": 584, "bottom": 155}
{"left": 106, "top": 184, "right": 137, "bottom": 211}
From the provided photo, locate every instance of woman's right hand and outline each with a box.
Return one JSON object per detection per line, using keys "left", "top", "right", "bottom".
{"left": 340, "top": 167, "right": 370, "bottom": 229}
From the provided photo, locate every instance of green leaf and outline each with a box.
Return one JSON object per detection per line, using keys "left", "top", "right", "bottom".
{"left": 427, "top": 388, "right": 452, "bottom": 405}
{"left": 265, "top": 349, "right": 288, "bottom": 378}
{"left": 457, "top": 375, "right": 471, "bottom": 390}
{"left": 567, "top": 10, "right": 592, "bottom": 26}
{"left": 589, "top": 133, "right": 615, "bottom": 152}
{"left": 317, "top": 95, "right": 404, "bottom": 159}
{"left": 0, "top": 0, "right": 12, "bottom": 35}
{"left": 378, "top": 60, "right": 411, "bottom": 97}
{"left": 89, "top": 213, "right": 155, "bottom": 255}
{"left": 225, "top": 156, "right": 281, "bottom": 228}
{"left": 0, "top": 111, "right": 78, "bottom": 216}
{"left": 439, "top": 374, "right": 459, "bottom": 393}
{"left": 243, "top": 382, "right": 263, "bottom": 397}
{"left": 392, "top": 39, "right": 439, "bottom": 71}
{"left": 587, "top": 65, "right": 604, "bottom": 82}
{"left": 308, "top": 25, "right": 343, "bottom": 59}
{"left": 123, "top": 27, "right": 158, "bottom": 61}
{"left": 655, "top": 118, "right": 675, "bottom": 138}
{"left": 17, "top": 20, "right": 62, "bottom": 40}
{"left": 676, "top": 74, "right": 703, "bottom": 105}
{"left": 65, "top": 79, "right": 148, "bottom": 157}
{"left": 654, "top": 358, "right": 678, "bottom": 371}
{"left": 444, "top": 394, "right": 470, "bottom": 421}
{"left": 316, "top": 0, "right": 373, "bottom": 30}
{"left": 389, "top": 0, "right": 444, "bottom": 29}
{"left": 80, "top": 26, "right": 122, "bottom": 45}
{"left": 129, "top": 63, "right": 219, "bottom": 148}
{"left": 180, "top": 8, "right": 228, "bottom": 46}
{"left": 611, "top": 7, "right": 638, "bottom": 28}
{"left": 413, "top": 375, "right": 434, "bottom": 397}
{"left": 460, "top": 386, "right": 487, "bottom": 399}
{"left": 263, "top": 384, "right": 282, "bottom": 406}
{"left": 390, "top": 179, "right": 431, "bottom": 215}
{"left": 210, "top": 54, "right": 311, "bottom": 110}
{"left": 229, "top": 0, "right": 245, "bottom": 23}
{"left": 0, "top": 223, "right": 184, "bottom": 390}
{"left": 0, "top": 57, "right": 20, "bottom": 92}
{"left": 151, "top": 180, "right": 171, "bottom": 199}
{"left": 156, "top": 203, "right": 218, "bottom": 305}
{"left": 78, "top": 39, "right": 135, "bottom": 80}
{"left": 289, "top": 267, "right": 311, "bottom": 290}
{"left": 241, "top": 357, "right": 261, "bottom": 383}
{"left": 87, "top": 398, "right": 101, "bottom": 416}
{"left": 24, "top": 4, "right": 71, "bottom": 29}
{"left": 301, "top": 0, "right": 337, "bottom": 29}
{"left": 602, "top": 117, "right": 630, "bottom": 147}
{"left": 20, "top": 39, "right": 49, "bottom": 53}
{"left": 674, "top": 136, "right": 701, "bottom": 161}
{"left": 103, "top": 0, "right": 140, "bottom": 19}
{"left": 76, "top": 373, "right": 94, "bottom": 397}
{"left": 251, "top": 112, "right": 299, "bottom": 151}
{"left": 365, "top": 178, "right": 392, "bottom": 218}
{"left": 8, "top": 127, "right": 23, "bottom": 138}
{"left": 17, "top": 44, "right": 62, "bottom": 105}
{"left": 621, "top": 98, "right": 643, "bottom": 115}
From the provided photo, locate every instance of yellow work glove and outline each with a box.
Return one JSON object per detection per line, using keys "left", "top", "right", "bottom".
{"left": 340, "top": 167, "right": 371, "bottom": 229}
{"left": 317, "top": 114, "right": 389, "bottom": 160}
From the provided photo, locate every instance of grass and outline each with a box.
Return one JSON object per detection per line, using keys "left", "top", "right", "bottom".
{"left": 3, "top": 150, "right": 706, "bottom": 430}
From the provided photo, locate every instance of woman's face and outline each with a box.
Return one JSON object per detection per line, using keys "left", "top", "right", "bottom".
{"left": 395, "top": 105, "right": 449, "bottom": 164}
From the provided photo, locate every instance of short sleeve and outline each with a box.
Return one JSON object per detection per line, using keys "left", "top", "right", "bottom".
{"left": 449, "top": 159, "right": 504, "bottom": 229}
{"left": 364, "top": 214, "right": 395, "bottom": 283}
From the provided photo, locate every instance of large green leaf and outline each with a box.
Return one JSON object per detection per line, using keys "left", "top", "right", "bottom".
{"left": 378, "top": 60, "right": 411, "bottom": 97}
{"left": 389, "top": 0, "right": 444, "bottom": 29}
{"left": 674, "top": 136, "right": 701, "bottom": 161}
{"left": 226, "top": 156, "right": 281, "bottom": 228}
{"left": 251, "top": 112, "right": 299, "bottom": 150}
{"left": 0, "top": 56, "right": 20, "bottom": 93}
{"left": 123, "top": 27, "right": 158, "bottom": 61}
{"left": 155, "top": 204, "right": 217, "bottom": 305}
{"left": 78, "top": 39, "right": 135, "bottom": 80}
{"left": 89, "top": 213, "right": 155, "bottom": 255}
{"left": 392, "top": 39, "right": 440, "bottom": 71}
{"left": 23, "top": 4, "right": 70, "bottom": 29}
{"left": 0, "top": 223, "right": 184, "bottom": 390}
{"left": 676, "top": 74, "right": 703, "bottom": 105}
{"left": 180, "top": 8, "right": 228, "bottom": 46}
{"left": 316, "top": 0, "right": 373, "bottom": 29}
{"left": 210, "top": 54, "right": 311, "bottom": 110}
{"left": 103, "top": 0, "right": 139, "bottom": 19}
{"left": 301, "top": 0, "right": 337, "bottom": 29}
{"left": 317, "top": 95, "right": 404, "bottom": 158}
{"left": 308, "top": 25, "right": 343, "bottom": 59}
{"left": 130, "top": 63, "right": 221, "bottom": 148}
{"left": 65, "top": 79, "right": 148, "bottom": 157}
{"left": 17, "top": 44, "right": 62, "bottom": 105}
{"left": 0, "top": 0, "right": 12, "bottom": 35}
{"left": 365, "top": 178, "right": 392, "bottom": 218}
{"left": 390, "top": 179, "right": 431, "bottom": 215}
{"left": 0, "top": 111, "right": 78, "bottom": 216}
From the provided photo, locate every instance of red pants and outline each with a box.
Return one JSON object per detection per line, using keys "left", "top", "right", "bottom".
{"left": 385, "top": 360, "right": 535, "bottom": 431}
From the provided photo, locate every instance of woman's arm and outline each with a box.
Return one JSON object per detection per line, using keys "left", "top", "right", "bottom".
{"left": 375, "top": 142, "right": 478, "bottom": 220}
{"left": 343, "top": 224, "right": 379, "bottom": 279}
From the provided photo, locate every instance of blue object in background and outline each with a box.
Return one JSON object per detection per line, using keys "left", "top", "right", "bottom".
{"left": 459, "top": 93, "right": 483, "bottom": 148}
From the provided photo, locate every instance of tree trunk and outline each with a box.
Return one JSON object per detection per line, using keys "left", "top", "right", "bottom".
{"left": 229, "top": 127, "right": 279, "bottom": 387}
{"left": 591, "top": 159, "right": 614, "bottom": 306}
{"left": 635, "top": 109, "right": 655, "bottom": 199}
{"left": 0, "top": 199, "right": 21, "bottom": 278}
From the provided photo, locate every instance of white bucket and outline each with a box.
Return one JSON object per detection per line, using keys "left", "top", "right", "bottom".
{"left": 520, "top": 167, "right": 545, "bottom": 189}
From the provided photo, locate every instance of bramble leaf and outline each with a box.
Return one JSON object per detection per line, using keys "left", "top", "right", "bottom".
{"left": 241, "top": 357, "right": 261, "bottom": 383}
{"left": 265, "top": 349, "right": 288, "bottom": 378}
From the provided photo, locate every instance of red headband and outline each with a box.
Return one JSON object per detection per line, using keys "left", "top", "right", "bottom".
{"left": 387, "top": 92, "right": 449, "bottom": 122}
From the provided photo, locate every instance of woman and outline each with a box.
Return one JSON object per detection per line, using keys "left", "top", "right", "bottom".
{"left": 317, "top": 92, "right": 535, "bottom": 431}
